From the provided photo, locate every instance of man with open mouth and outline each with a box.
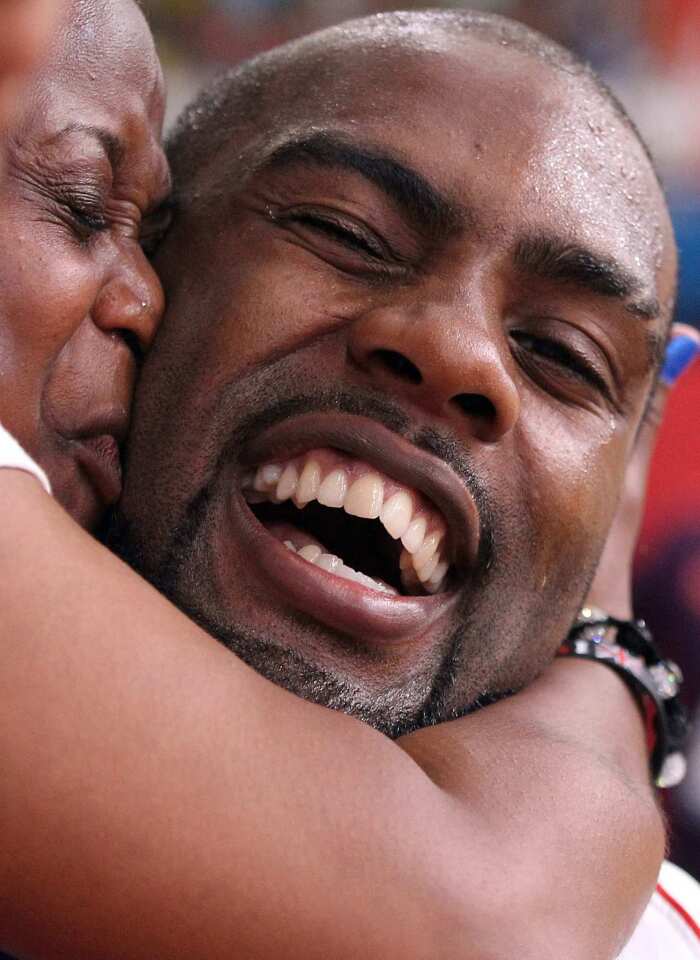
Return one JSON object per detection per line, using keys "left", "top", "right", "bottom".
{"left": 105, "top": 10, "right": 699, "bottom": 953}
{"left": 2, "top": 8, "right": 697, "bottom": 959}
{"left": 117, "top": 11, "right": 677, "bottom": 738}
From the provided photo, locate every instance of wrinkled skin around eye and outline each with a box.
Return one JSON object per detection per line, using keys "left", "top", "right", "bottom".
{"left": 0, "top": 0, "right": 170, "bottom": 529}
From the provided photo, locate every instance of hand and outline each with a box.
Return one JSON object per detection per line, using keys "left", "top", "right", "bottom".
{"left": 586, "top": 323, "right": 700, "bottom": 618}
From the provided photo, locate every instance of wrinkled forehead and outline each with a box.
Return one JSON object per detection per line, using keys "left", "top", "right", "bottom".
{"left": 224, "top": 35, "right": 675, "bottom": 319}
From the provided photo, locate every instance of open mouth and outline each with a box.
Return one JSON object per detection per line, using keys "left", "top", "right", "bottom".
{"left": 243, "top": 446, "right": 453, "bottom": 599}
{"left": 226, "top": 412, "right": 479, "bottom": 642}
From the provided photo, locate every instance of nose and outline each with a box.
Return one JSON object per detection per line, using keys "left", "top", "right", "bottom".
{"left": 91, "top": 245, "right": 163, "bottom": 354}
{"left": 347, "top": 301, "right": 520, "bottom": 443}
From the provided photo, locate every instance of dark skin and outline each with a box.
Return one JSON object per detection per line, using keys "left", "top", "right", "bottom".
{"left": 119, "top": 31, "right": 677, "bottom": 731}
{"left": 0, "top": 17, "right": 690, "bottom": 959}
{"left": 0, "top": 0, "right": 64, "bottom": 146}
{"left": 0, "top": 0, "right": 170, "bottom": 529}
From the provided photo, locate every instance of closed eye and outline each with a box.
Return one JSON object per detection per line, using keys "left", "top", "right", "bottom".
{"left": 510, "top": 330, "right": 611, "bottom": 396}
{"left": 68, "top": 201, "right": 108, "bottom": 233}
{"left": 27, "top": 167, "right": 106, "bottom": 232}
{"left": 55, "top": 187, "right": 109, "bottom": 240}
{"left": 288, "top": 211, "right": 385, "bottom": 259}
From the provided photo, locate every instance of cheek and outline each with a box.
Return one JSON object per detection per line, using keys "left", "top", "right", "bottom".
{"left": 208, "top": 242, "right": 352, "bottom": 370}
{"left": 142, "top": 243, "right": 349, "bottom": 441}
{"left": 0, "top": 224, "right": 99, "bottom": 377}
{"left": 0, "top": 219, "right": 100, "bottom": 444}
{"left": 520, "top": 397, "right": 628, "bottom": 590}
{"left": 124, "top": 243, "right": 354, "bottom": 553}
{"left": 471, "top": 407, "right": 629, "bottom": 694}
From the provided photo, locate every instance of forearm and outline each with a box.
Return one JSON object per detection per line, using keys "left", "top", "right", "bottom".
{"left": 400, "top": 658, "right": 664, "bottom": 957}
{"left": 0, "top": 475, "right": 447, "bottom": 958}
{"left": 0, "top": 474, "right": 661, "bottom": 959}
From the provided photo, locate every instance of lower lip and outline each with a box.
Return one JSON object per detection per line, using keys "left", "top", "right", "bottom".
{"left": 73, "top": 435, "right": 123, "bottom": 506}
{"left": 224, "top": 488, "right": 458, "bottom": 643}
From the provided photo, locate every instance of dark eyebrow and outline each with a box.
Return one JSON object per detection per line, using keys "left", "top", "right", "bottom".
{"left": 57, "top": 122, "right": 125, "bottom": 168}
{"left": 514, "top": 233, "right": 660, "bottom": 320}
{"left": 262, "top": 131, "right": 461, "bottom": 239}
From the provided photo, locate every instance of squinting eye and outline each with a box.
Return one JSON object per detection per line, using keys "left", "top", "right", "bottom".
{"left": 70, "top": 206, "right": 107, "bottom": 233}
{"left": 58, "top": 186, "right": 109, "bottom": 237}
{"left": 65, "top": 201, "right": 108, "bottom": 241}
{"left": 511, "top": 330, "right": 609, "bottom": 394}
{"left": 291, "top": 212, "right": 385, "bottom": 258}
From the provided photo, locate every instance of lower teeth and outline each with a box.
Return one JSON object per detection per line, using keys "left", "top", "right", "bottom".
{"left": 283, "top": 540, "right": 398, "bottom": 595}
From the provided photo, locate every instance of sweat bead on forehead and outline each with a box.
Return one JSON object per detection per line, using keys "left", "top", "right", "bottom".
{"left": 170, "top": 11, "right": 674, "bottom": 300}
{"left": 117, "top": 10, "right": 677, "bottom": 738}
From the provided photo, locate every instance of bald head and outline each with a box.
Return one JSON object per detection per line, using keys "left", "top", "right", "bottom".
{"left": 167, "top": 9, "right": 675, "bottom": 329}
{"left": 122, "top": 8, "right": 677, "bottom": 730}
{"left": 169, "top": 10, "right": 657, "bottom": 195}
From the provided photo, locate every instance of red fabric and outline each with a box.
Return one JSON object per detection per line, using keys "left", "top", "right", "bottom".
{"left": 638, "top": 362, "right": 700, "bottom": 557}
{"left": 645, "top": 0, "right": 700, "bottom": 64}
{"left": 655, "top": 881, "right": 700, "bottom": 941}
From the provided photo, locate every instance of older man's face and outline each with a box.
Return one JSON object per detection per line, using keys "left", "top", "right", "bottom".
{"left": 118, "top": 35, "right": 675, "bottom": 733}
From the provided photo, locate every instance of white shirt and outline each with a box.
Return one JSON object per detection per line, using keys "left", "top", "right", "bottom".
{"left": 0, "top": 421, "right": 51, "bottom": 492}
{"left": 620, "top": 861, "right": 700, "bottom": 958}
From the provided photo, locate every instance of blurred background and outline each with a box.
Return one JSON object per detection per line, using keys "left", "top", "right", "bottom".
{"left": 141, "top": 0, "right": 700, "bottom": 876}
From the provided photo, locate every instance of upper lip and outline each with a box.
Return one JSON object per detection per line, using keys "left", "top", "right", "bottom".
{"left": 239, "top": 412, "right": 481, "bottom": 578}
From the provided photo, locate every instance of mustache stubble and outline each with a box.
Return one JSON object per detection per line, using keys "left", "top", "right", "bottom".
{"left": 110, "top": 373, "right": 502, "bottom": 733}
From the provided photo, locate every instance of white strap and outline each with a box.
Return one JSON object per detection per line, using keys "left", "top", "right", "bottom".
{"left": 0, "top": 422, "right": 52, "bottom": 494}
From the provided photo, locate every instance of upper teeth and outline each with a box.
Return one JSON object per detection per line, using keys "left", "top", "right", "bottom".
{"left": 243, "top": 449, "right": 451, "bottom": 595}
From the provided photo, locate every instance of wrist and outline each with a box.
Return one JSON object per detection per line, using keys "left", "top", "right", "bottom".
{"left": 524, "top": 658, "right": 652, "bottom": 778}
{"left": 559, "top": 609, "right": 688, "bottom": 788}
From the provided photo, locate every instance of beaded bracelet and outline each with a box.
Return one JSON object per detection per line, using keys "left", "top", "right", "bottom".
{"left": 559, "top": 606, "right": 689, "bottom": 788}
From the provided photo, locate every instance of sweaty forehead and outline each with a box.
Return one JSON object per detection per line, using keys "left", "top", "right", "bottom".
{"left": 45, "top": 0, "right": 163, "bottom": 105}
{"left": 216, "top": 34, "right": 675, "bottom": 318}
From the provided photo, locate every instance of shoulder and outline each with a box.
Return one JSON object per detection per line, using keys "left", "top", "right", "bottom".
{"left": 618, "top": 861, "right": 700, "bottom": 959}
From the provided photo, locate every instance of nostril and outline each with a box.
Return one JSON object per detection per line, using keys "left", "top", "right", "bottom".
{"left": 453, "top": 393, "right": 496, "bottom": 420}
{"left": 373, "top": 349, "right": 422, "bottom": 385}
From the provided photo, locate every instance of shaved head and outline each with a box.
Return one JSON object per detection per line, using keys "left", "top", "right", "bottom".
{"left": 168, "top": 9, "right": 659, "bottom": 205}
{"left": 167, "top": 7, "right": 676, "bottom": 342}
{"left": 119, "top": 7, "right": 677, "bottom": 734}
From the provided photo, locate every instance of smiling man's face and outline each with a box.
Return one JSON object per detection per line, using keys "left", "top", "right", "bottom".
{"left": 117, "top": 22, "right": 676, "bottom": 733}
